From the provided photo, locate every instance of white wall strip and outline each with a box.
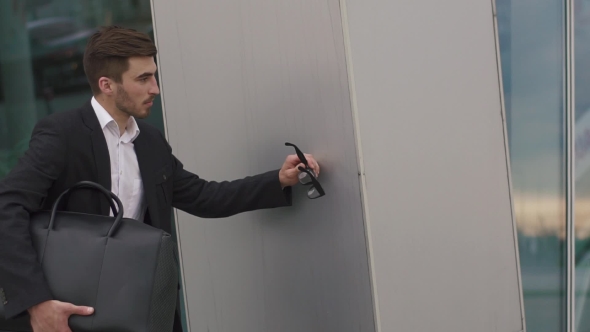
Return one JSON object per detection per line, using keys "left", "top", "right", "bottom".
{"left": 338, "top": 1, "right": 381, "bottom": 331}
{"left": 566, "top": 0, "right": 576, "bottom": 330}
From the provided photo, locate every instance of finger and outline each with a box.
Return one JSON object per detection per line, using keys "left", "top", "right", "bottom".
{"left": 67, "top": 304, "right": 94, "bottom": 316}
{"left": 285, "top": 154, "right": 301, "bottom": 166}
{"left": 294, "top": 163, "right": 305, "bottom": 173}
{"left": 285, "top": 163, "right": 303, "bottom": 178}
{"left": 305, "top": 155, "right": 320, "bottom": 176}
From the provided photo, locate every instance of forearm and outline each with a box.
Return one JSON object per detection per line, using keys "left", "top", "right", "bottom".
{"left": 0, "top": 116, "right": 66, "bottom": 317}
{"left": 0, "top": 185, "right": 53, "bottom": 318}
{"left": 173, "top": 169, "right": 292, "bottom": 218}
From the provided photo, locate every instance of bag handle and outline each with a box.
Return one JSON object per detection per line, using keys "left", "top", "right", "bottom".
{"left": 49, "top": 181, "right": 124, "bottom": 237}
{"left": 58, "top": 183, "right": 119, "bottom": 216}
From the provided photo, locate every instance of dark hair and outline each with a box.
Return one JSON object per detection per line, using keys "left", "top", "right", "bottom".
{"left": 83, "top": 26, "right": 157, "bottom": 94}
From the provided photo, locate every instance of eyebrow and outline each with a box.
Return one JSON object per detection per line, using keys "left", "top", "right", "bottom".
{"left": 136, "top": 68, "right": 158, "bottom": 79}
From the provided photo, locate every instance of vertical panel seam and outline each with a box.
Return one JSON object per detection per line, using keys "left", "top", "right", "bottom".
{"left": 490, "top": 0, "right": 527, "bottom": 330}
{"left": 338, "top": 0, "right": 381, "bottom": 331}
{"left": 149, "top": 1, "right": 192, "bottom": 332}
{"left": 566, "top": 0, "right": 576, "bottom": 330}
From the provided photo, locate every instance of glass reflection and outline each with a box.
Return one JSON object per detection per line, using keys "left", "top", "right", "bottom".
{"left": 0, "top": 0, "right": 164, "bottom": 179}
{"left": 0, "top": 0, "right": 186, "bottom": 330}
{"left": 496, "top": 0, "right": 567, "bottom": 331}
{"left": 575, "top": 0, "right": 590, "bottom": 330}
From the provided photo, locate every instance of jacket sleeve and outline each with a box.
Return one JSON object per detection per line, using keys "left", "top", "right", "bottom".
{"left": 159, "top": 133, "right": 292, "bottom": 218}
{"left": 171, "top": 157, "right": 292, "bottom": 218}
{"left": 0, "top": 116, "right": 66, "bottom": 318}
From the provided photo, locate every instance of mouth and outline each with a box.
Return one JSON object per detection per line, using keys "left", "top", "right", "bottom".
{"left": 144, "top": 100, "right": 154, "bottom": 107}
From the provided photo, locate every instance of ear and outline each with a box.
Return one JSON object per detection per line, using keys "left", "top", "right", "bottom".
{"left": 98, "top": 77, "right": 115, "bottom": 95}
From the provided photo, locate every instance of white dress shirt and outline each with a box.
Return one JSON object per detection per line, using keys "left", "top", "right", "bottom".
{"left": 91, "top": 97, "right": 146, "bottom": 222}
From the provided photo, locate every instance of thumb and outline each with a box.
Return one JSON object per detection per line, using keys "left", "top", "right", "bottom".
{"left": 289, "top": 163, "right": 305, "bottom": 175}
{"left": 67, "top": 304, "right": 94, "bottom": 316}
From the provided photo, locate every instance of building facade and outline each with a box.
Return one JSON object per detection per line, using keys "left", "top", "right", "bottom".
{"left": 3, "top": 0, "right": 589, "bottom": 331}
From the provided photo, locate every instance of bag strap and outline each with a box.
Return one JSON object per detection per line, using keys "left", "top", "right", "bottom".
{"left": 49, "top": 181, "right": 124, "bottom": 237}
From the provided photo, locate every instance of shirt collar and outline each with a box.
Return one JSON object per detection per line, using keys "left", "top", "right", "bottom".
{"left": 91, "top": 97, "right": 140, "bottom": 143}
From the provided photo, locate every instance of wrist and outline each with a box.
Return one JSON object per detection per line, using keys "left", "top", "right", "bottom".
{"left": 28, "top": 299, "right": 50, "bottom": 315}
{"left": 27, "top": 305, "right": 36, "bottom": 315}
{"left": 28, "top": 303, "right": 39, "bottom": 315}
{"left": 279, "top": 171, "right": 289, "bottom": 189}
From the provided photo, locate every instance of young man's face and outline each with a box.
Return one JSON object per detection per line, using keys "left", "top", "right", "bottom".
{"left": 114, "top": 56, "right": 160, "bottom": 119}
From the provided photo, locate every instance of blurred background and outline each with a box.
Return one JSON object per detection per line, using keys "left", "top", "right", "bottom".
{"left": 0, "top": 0, "right": 165, "bottom": 178}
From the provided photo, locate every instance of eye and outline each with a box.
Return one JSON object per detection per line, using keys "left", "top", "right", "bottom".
{"left": 140, "top": 77, "right": 149, "bottom": 82}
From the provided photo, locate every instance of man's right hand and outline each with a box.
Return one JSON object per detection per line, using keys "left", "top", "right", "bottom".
{"left": 28, "top": 300, "right": 94, "bottom": 332}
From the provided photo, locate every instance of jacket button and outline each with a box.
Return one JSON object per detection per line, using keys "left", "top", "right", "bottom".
{"left": 163, "top": 175, "right": 167, "bottom": 180}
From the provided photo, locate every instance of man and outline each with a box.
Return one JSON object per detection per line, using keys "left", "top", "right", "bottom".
{"left": 0, "top": 26, "right": 320, "bottom": 332}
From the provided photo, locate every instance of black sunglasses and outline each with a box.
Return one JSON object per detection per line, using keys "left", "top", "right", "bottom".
{"left": 285, "top": 142, "right": 325, "bottom": 199}
{"left": 297, "top": 166, "right": 325, "bottom": 199}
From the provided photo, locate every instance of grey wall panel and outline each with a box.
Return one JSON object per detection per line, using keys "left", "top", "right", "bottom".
{"left": 151, "top": 1, "right": 375, "bottom": 331}
{"left": 342, "top": 0, "right": 524, "bottom": 331}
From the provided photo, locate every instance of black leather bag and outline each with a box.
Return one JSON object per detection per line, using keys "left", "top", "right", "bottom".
{"left": 0, "top": 181, "right": 179, "bottom": 331}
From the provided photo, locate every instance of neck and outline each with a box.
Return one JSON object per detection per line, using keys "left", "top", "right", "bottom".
{"left": 95, "top": 95, "right": 129, "bottom": 136}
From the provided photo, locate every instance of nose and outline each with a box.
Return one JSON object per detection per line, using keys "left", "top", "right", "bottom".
{"left": 149, "top": 77, "right": 160, "bottom": 96}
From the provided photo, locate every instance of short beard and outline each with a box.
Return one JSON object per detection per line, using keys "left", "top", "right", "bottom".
{"left": 114, "top": 85, "right": 150, "bottom": 119}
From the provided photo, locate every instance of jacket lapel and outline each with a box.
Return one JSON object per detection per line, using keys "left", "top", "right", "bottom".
{"left": 133, "top": 130, "right": 160, "bottom": 229}
{"left": 80, "top": 101, "right": 111, "bottom": 216}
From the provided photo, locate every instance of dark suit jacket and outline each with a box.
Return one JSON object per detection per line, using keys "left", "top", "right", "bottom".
{"left": 0, "top": 100, "right": 291, "bottom": 319}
